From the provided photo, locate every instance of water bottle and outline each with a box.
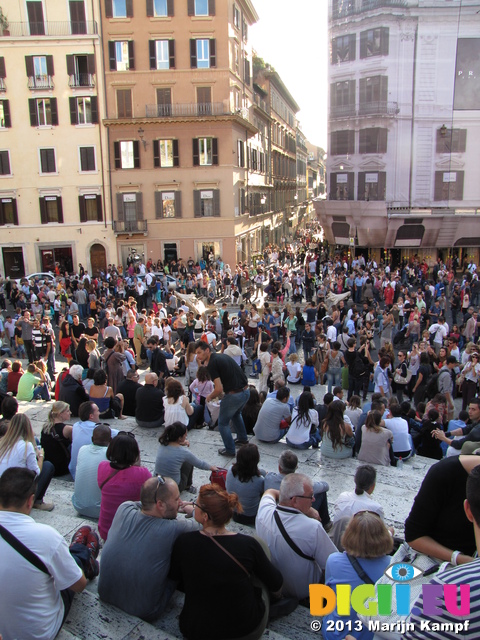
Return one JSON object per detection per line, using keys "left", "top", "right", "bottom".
{"left": 397, "top": 456, "right": 404, "bottom": 469}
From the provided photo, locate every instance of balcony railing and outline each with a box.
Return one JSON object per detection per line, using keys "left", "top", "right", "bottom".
{"left": 331, "top": 101, "right": 399, "bottom": 118}
{"left": 3, "top": 21, "right": 98, "bottom": 37}
{"left": 145, "top": 102, "right": 231, "bottom": 118}
{"left": 68, "top": 73, "right": 95, "bottom": 88}
{"left": 0, "top": 78, "right": 5, "bottom": 91}
{"left": 27, "top": 75, "right": 54, "bottom": 90}
{"left": 113, "top": 220, "right": 148, "bottom": 234}
{"left": 332, "top": 0, "right": 407, "bottom": 19}
{"left": 253, "top": 93, "right": 270, "bottom": 114}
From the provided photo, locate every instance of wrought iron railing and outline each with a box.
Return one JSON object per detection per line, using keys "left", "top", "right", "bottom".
{"left": 4, "top": 21, "right": 97, "bottom": 37}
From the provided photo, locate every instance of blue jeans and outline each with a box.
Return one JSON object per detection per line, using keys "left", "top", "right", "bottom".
{"left": 326, "top": 367, "right": 342, "bottom": 393}
{"left": 33, "top": 383, "right": 50, "bottom": 401}
{"left": 286, "top": 429, "right": 321, "bottom": 449}
{"left": 218, "top": 388, "right": 249, "bottom": 453}
{"left": 35, "top": 460, "right": 55, "bottom": 502}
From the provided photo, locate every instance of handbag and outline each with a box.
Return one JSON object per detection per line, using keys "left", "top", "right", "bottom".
{"left": 394, "top": 369, "right": 412, "bottom": 385}
{"left": 210, "top": 467, "right": 227, "bottom": 490}
{"left": 320, "top": 355, "right": 329, "bottom": 375}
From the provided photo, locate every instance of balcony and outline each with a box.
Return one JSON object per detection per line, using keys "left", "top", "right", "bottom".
{"left": 3, "top": 21, "right": 97, "bottom": 37}
{"left": 332, "top": 0, "right": 407, "bottom": 19}
{"left": 113, "top": 220, "right": 148, "bottom": 235}
{"left": 253, "top": 93, "right": 270, "bottom": 115}
{"left": 68, "top": 73, "right": 95, "bottom": 88}
{"left": 28, "top": 75, "right": 54, "bottom": 90}
{"left": 145, "top": 102, "right": 232, "bottom": 118}
{"left": 331, "top": 101, "right": 399, "bottom": 118}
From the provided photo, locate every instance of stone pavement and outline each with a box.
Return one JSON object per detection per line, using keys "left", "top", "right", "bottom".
{"left": 20, "top": 372, "right": 438, "bottom": 640}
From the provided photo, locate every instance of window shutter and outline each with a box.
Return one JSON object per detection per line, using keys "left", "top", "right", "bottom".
{"left": 136, "top": 192, "right": 143, "bottom": 220}
{"left": 192, "top": 138, "right": 199, "bottom": 165}
{"left": 208, "top": 0, "right": 215, "bottom": 15}
{"left": 169, "top": 40, "right": 175, "bottom": 68}
{"left": 212, "top": 189, "right": 220, "bottom": 217}
{"left": 331, "top": 38, "right": 337, "bottom": 64}
{"left": 116, "top": 193, "right": 124, "bottom": 220}
{"left": 57, "top": 197, "right": 64, "bottom": 223}
{"left": 109, "top": 42, "right": 116, "bottom": 71}
{"left": 0, "top": 201, "right": 5, "bottom": 225}
{"left": 360, "top": 31, "right": 367, "bottom": 58}
{"left": 187, "top": 0, "right": 195, "bottom": 16}
{"left": 25, "top": 56, "right": 34, "bottom": 77}
{"left": 212, "top": 138, "right": 218, "bottom": 165}
{"left": 210, "top": 39, "right": 216, "bottom": 68}
{"left": 2, "top": 101, "right": 11, "bottom": 128}
{"left": 105, "top": 0, "right": 113, "bottom": 18}
{"left": 128, "top": 41, "right": 135, "bottom": 70}
{"left": 133, "top": 140, "right": 140, "bottom": 168}
{"left": 193, "top": 190, "right": 201, "bottom": 216}
{"left": 29, "top": 99, "right": 38, "bottom": 126}
{"left": 46, "top": 56, "right": 54, "bottom": 76}
{"left": 0, "top": 58, "right": 4, "bottom": 78}
{"left": 153, "top": 140, "right": 160, "bottom": 167}
{"left": 80, "top": 147, "right": 88, "bottom": 170}
{"left": 380, "top": 76, "right": 388, "bottom": 102}
{"left": 175, "top": 191, "right": 182, "bottom": 217}
{"left": 379, "top": 128, "right": 388, "bottom": 153}
{"left": 378, "top": 172, "right": 386, "bottom": 200}
{"left": 39, "top": 197, "right": 47, "bottom": 224}
{"left": 11, "top": 199, "right": 18, "bottom": 225}
{"left": 126, "top": 0, "right": 133, "bottom": 17}
{"left": 69, "top": 97, "right": 78, "bottom": 125}
{"left": 348, "top": 130, "right": 355, "bottom": 154}
{"left": 381, "top": 28, "right": 389, "bottom": 56}
{"left": 244, "top": 59, "right": 250, "bottom": 84}
{"left": 329, "top": 174, "right": 337, "bottom": 200}
{"left": 50, "top": 98, "right": 58, "bottom": 125}
{"left": 358, "top": 172, "right": 366, "bottom": 200}
{"left": 146, "top": 0, "right": 153, "bottom": 16}
{"left": 455, "top": 172, "right": 464, "bottom": 200}
{"left": 167, "top": 0, "right": 174, "bottom": 15}
{"left": 96, "top": 195, "right": 103, "bottom": 221}
{"left": 238, "top": 140, "right": 244, "bottom": 167}
{"left": 87, "top": 54, "right": 95, "bottom": 74}
{"left": 79, "top": 195, "right": 87, "bottom": 222}
{"left": 91, "top": 96, "right": 98, "bottom": 124}
{"left": 66, "top": 55, "right": 75, "bottom": 75}
{"left": 149, "top": 40, "right": 156, "bottom": 69}
{"left": 155, "top": 191, "right": 163, "bottom": 218}
{"left": 114, "top": 141, "right": 121, "bottom": 169}
{"left": 240, "top": 188, "right": 245, "bottom": 214}
{"left": 459, "top": 129, "right": 467, "bottom": 153}
{"left": 349, "top": 34, "right": 356, "bottom": 61}
{"left": 190, "top": 39, "right": 197, "bottom": 68}
{"left": 173, "top": 139, "right": 179, "bottom": 166}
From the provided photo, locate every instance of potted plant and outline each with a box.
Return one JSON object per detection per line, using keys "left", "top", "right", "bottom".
{"left": 0, "top": 8, "right": 9, "bottom": 35}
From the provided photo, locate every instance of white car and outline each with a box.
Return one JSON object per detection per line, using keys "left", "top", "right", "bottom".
{"left": 15, "top": 272, "right": 56, "bottom": 286}
{"left": 135, "top": 272, "right": 178, "bottom": 290}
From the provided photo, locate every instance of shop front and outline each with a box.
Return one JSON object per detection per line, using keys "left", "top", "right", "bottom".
{"left": 2, "top": 247, "right": 25, "bottom": 278}
{"left": 40, "top": 246, "right": 73, "bottom": 274}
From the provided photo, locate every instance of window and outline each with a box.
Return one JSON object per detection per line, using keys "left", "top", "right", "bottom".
{"left": 109, "top": 41, "right": 134, "bottom": 71}
{"left": 146, "top": 0, "right": 174, "bottom": 17}
{"left": 79, "top": 146, "right": 96, "bottom": 172}
{"left": 69, "top": 96, "right": 98, "bottom": 125}
{"left": 79, "top": 194, "right": 102, "bottom": 222}
{"left": 242, "top": 17, "right": 248, "bottom": 42}
{"left": 27, "top": 1, "right": 45, "bottom": 35}
{"left": 233, "top": 4, "right": 240, "bottom": 28}
{"left": 66, "top": 54, "right": 95, "bottom": 87}
{"left": 149, "top": 40, "right": 175, "bottom": 69}
{"left": 156, "top": 88, "right": 172, "bottom": 116}
{"left": 29, "top": 98, "right": 58, "bottom": 127}
{"left": 237, "top": 140, "right": 245, "bottom": 167}
{"left": 114, "top": 140, "right": 140, "bottom": 169}
{"left": 39, "top": 196, "right": 63, "bottom": 224}
{"left": 39, "top": 148, "right": 56, "bottom": 174}
{"left": 330, "top": 130, "right": 355, "bottom": 155}
{"left": 197, "top": 86, "right": 212, "bottom": 114}
{"left": 0, "top": 57, "right": 5, "bottom": 90}
{"left": 360, "top": 28, "right": 389, "bottom": 58}
{"left": 70, "top": 0, "right": 87, "bottom": 35}
{"left": 116, "top": 89, "right": 132, "bottom": 117}
{"left": 358, "top": 172, "right": 386, "bottom": 201}
{"left": 190, "top": 39, "right": 216, "bottom": 68}
{"left": 332, "top": 0, "right": 354, "bottom": 18}
{"left": 105, "top": 0, "right": 133, "bottom": 18}
{"left": 0, "top": 101, "right": 11, "bottom": 128}
{"left": 332, "top": 34, "right": 356, "bottom": 63}
{"left": 194, "top": 189, "right": 220, "bottom": 217}
{"left": 116, "top": 192, "right": 143, "bottom": 230}
{"left": 0, "top": 150, "right": 11, "bottom": 175}
{"left": 434, "top": 171, "right": 465, "bottom": 201}
{"left": 25, "top": 55, "right": 54, "bottom": 89}
{"left": 193, "top": 137, "right": 218, "bottom": 166}
{"left": 233, "top": 43, "right": 240, "bottom": 74}
{"left": 436, "top": 128, "right": 467, "bottom": 153}
{"left": 359, "top": 128, "right": 388, "bottom": 154}
{"left": 359, "top": 76, "right": 388, "bottom": 114}
{"left": 330, "top": 80, "right": 355, "bottom": 116}
{"left": 329, "top": 173, "right": 354, "bottom": 200}
{"left": 153, "top": 139, "right": 179, "bottom": 167}
{"left": 155, "top": 191, "right": 182, "bottom": 218}
{"left": 187, "top": 0, "right": 215, "bottom": 16}
{"left": 244, "top": 58, "right": 251, "bottom": 85}
{"left": 0, "top": 198, "right": 18, "bottom": 225}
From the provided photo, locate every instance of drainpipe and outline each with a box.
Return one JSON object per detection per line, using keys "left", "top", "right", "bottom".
{"left": 408, "top": 25, "right": 418, "bottom": 209}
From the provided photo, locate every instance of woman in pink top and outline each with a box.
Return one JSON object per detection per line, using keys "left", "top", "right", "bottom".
{"left": 97, "top": 432, "right": 151, "bottom": 540}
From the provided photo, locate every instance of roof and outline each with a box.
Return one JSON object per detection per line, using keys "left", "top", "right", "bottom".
{"left": 263, "top": 69, "right": 300, "bottom": 113}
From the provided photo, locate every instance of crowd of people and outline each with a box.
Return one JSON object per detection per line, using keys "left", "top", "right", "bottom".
{"left": 1, "top": 230, "right": 480, "bottom": 640}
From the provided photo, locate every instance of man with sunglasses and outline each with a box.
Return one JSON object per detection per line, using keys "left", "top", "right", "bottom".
{"left": 98, "top": 475, "right": 199, "bottom": 622}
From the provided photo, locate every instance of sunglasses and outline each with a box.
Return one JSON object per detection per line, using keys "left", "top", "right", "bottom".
{"left": 118, "top": 431, "right": 136, "bottom": 439}
{"left": 154, "top": 475, "right": 166, "bottom": 502}
{"left": 192, "top": 500, "right": 210, "bottom": 516}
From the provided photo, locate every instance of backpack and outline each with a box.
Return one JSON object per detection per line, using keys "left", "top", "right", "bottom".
{"left": 425, "top": 369, "right": 450, "bottom": 400}
{"left": 252, "top": 358, "right": 262, "bottom": 374}
{"left": 200, "top": 333, "right": 209, "bottom": 344}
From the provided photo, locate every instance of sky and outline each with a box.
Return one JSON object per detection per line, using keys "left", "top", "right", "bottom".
{"left": 250, "top": 0, "right": 328, "bottom": 148}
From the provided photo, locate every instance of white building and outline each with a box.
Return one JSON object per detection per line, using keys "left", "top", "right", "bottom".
{"left": 316, "top": 0, "right": 480, "bottom": 267}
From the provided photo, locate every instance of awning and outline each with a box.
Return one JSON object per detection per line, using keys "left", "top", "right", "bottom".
{"left": 332, "top": 221, "right": 350, "bottom": 245}
{"left": 395, "top": 224, "right": 425, "bottom": 247}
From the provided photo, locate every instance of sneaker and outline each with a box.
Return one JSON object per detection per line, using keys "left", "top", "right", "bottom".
{"left": 218, "top": 448, "right": 235, "bottom": 456}
{"left": 234, "top": 439, "right": 249, "bottom": 447}
{"left": 33, "top": 501, "right": 55, "bottom": 512}
{"left": 70, "top": 525, "right": 92, "bottom": 548}
{"left": 86, "top": 530, "right": 100, "bottom": 559}
{"left": 84, "top": 554, "right": 100, "bottom": 581}
{"left": 186, "top": 485, "right": 197, "bottom": 494}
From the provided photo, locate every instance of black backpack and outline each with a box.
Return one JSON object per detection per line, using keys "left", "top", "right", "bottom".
{"left": 425, "top": 369, "right": 450, "bottom": 400}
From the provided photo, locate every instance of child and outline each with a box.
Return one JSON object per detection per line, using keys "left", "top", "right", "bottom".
{"left": 189, "top": 366, "right": 214, "bottom": 427}
{"left": 14, "top": 325, "right": 26, "bottom": 359}
{"left": 301, "top": 357, "right": 318, "bottom": 387}
{"left": 7, "top": 360, "right": 23, "bottom": 396}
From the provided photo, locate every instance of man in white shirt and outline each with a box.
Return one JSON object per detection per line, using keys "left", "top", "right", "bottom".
{"left": 256, "top": 473, "right": 337, "bottom": 600}
{"left": 429, "top": 317, "right": 448, "bottom": 355}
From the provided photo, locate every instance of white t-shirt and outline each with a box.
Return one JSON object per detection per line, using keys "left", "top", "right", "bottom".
{"left": 333, "top": 490, "right": 384, "bottom": 522}
{"left": 287, "top": 408, "right": 319, "bottom": 445}
{"left": 0, "top": 511, "right": 83, "bottom": 640}
{"left": 0, "top": 440, "right": 39, "bottom": 478}
{"left": 286, "top": 361, "right": 302, "bottom": 383}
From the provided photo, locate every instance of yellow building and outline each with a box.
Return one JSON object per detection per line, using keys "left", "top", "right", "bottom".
{"left": 0, "top": 0, "right": 113, "bottom": 278}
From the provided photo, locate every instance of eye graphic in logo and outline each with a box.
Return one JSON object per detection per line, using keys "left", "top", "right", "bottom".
{"left": 385, "top": 563, "right": 424, "bottom": 582}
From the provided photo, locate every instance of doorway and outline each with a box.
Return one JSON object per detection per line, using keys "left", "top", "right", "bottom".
{"left": 90, "top": 243, "right": 106, "bottom": 277}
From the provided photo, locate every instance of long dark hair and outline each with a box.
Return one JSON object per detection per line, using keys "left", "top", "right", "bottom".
{"left": 231, "top": 443, "right": 261, "bottom": 482}
{"left": 322, "top": 400, "right": 346, "bottom": 450}
{"left": 159, "top": 421, "right": 186, "bottom": 446}
{"left": 296, "top": 391, "right": 315, "bottom": 426}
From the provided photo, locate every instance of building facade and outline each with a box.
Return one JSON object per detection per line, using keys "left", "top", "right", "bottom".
{"left": 0, "top": 0, "right": 112, "bottom": 278}
{"left": 316, "top": 0, "right": 480, "bottom": 267}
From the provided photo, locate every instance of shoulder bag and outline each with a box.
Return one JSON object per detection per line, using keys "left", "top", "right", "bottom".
{"left": 0, "top": 523, "right": 51, "bottom": 575}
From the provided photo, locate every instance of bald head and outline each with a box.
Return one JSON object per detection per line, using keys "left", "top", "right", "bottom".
{"left": 140, "top": 476, "right": 177, "bottom": 510}
{"left": 145, "top": 373, "right": 159, "bottom": 386}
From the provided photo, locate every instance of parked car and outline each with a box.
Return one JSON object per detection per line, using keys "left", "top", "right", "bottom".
{"left": 15, "top": 272, "right": 56, "bottom": 286}
{"left": 133, "top": 272, "right": 178, "bottom": 290}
